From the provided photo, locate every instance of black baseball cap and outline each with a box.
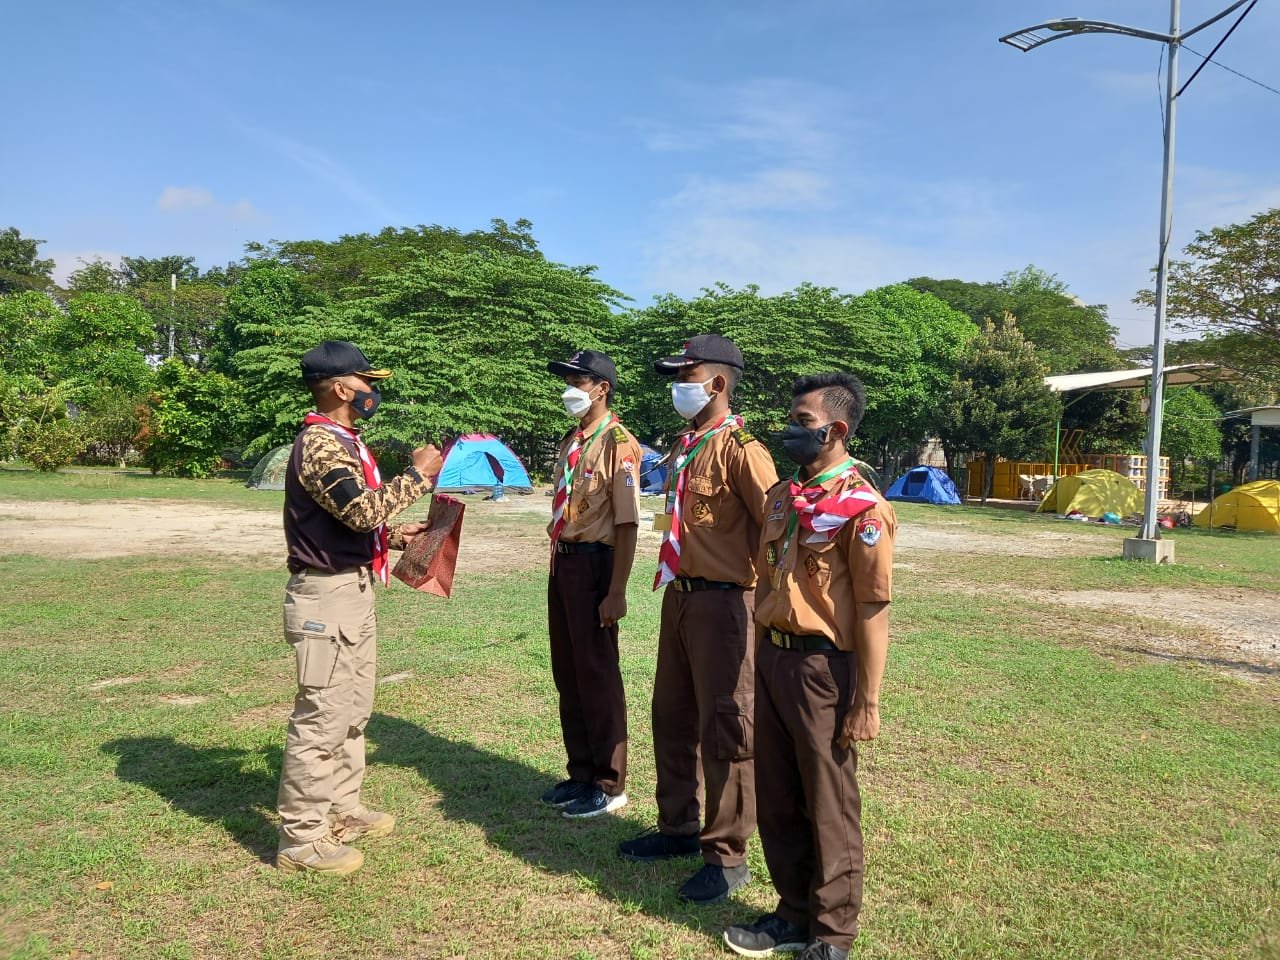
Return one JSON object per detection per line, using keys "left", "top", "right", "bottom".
{"left": 300, "top": 340, "right": 392, "bottom": 382}
{"left": 654, "top": 334, "right": 744, "bottom": 374}
{"left": 547, "top": 349, "right": 618, "bottom": 388}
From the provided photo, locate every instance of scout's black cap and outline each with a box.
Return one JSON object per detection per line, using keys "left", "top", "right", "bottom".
{"left": 547, "top": 349, "right": 618, "bottom": 388}
{"left": 654, "top": 334, "right": 744, "bottom": 374}
{"left": 300, "top": 340, "right": 392, "bottom": 382}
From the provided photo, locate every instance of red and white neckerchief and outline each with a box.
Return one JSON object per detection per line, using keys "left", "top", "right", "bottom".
{"left": 304, "top": 412, "right": 388, "bottom": 585}
{"left": 549, "top": 413, "right": 616, "bottom": 568}
{"left": 789, "top": 461, "right": 879, "bottom": 545}
{"left": 653, "top": 412, "right": 742, "bottom": 590}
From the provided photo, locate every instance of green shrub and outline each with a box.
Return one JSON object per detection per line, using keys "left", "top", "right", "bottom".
{"left": 15, "top": 419, "right": 88, "bottom": 471}
{"left": 138, "top": 360, "right": 246, "bottom": 478}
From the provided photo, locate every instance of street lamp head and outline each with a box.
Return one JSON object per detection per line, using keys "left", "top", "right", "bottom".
{"left": 1046, "top": 18, "right": 1083, "bottom": 31}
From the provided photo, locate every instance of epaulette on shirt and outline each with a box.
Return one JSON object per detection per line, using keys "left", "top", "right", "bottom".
{"left": 731, "top": 427, "right": 758, "bottom": 445}
{"left": 612, "top": 425, "right": 628, "bottom": 444}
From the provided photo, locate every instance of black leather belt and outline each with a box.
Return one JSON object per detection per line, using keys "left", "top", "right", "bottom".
{"left": 671, "top": 577, "right": 742, "bottom": 592}
{"left": 555, "top": 540, "right": 613, "bottom": 554}
{"left": 768, "top": 628, "right": 839, "bottom": 652}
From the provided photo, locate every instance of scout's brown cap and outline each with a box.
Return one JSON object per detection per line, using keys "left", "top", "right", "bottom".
{"left": 300, "top": 341, "right": 392, "bottom": 382}
{"left": 547, "top": 349, "right": 618, "bottom": 388}
{"left": 654, "top": 334, "right": 744, "bottom": 374}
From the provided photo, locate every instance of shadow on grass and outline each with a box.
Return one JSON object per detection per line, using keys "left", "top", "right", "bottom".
{"left": 366, "top": 712, "right": 743, "bottom": 940}
{"left": 1118, "top": 646, "right": 1280, "bottom": 677}
{"left": 102, "top": 737, "right": 281, "bottom": 863}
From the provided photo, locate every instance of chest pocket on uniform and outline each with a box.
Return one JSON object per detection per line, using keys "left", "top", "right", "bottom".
{"left": 800, "top": 537, "right": 837, "bottom": 587}
{"left": 685, "top": 474, "right": 718, "bottom": 527}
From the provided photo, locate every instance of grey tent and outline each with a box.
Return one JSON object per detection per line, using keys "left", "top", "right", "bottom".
{"left": 247, "top": 445, "right": 291, "bottom": 490}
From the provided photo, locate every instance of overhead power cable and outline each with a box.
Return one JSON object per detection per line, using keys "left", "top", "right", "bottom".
{"left": 1181, "top": 43, "right": 1280, "bottom": 99}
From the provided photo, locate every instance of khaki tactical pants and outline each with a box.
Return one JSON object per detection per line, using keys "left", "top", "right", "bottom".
{"left": 277, "top": 566, "right": 378, "bottom": 847}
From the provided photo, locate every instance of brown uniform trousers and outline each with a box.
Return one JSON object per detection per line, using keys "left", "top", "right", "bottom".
{"left": 547, "top": 548, "right": 627, "bottom": 794}
{"left": 277, "top": 565, "right": 379, "bottom": 845}
{"left": 653, "top": 585, "right": 756, "bottom": 866}
{"left": 755, "top": 639, "right": 863, "bottom": 949}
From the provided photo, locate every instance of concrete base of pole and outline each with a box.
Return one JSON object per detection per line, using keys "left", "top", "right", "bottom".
{"left": 1123, "top": 537, "right": 1176, "bottom": 564}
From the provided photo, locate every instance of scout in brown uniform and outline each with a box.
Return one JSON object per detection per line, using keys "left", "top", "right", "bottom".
{"left": 618, "top": 334, "right": 779, "bottom": 904}
{"left": 724, "top": 373, "right": 895, "bottom": 960}
{"left": 542, "top": 349, "right": 642, "bottom": 819}
{"left": 276, "top": 341, "right": 443, "bottom": 875}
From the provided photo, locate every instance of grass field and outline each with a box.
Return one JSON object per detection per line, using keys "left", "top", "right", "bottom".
{"left": 1, "top": 469, "right": 1277, "bottom": 959}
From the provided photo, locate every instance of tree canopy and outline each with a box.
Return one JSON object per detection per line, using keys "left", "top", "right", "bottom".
{"left": 0, "top": 227, "right": 55, "bottom": 294}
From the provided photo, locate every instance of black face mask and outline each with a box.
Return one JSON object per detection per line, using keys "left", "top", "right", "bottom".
{"left": 780, "top": 422, "right": 832, "bottom": 465}
{"left": 349, "top": 385, "right": 381, "bottom": 420}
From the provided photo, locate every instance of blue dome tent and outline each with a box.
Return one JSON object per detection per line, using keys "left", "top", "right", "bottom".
{"left": 435, "top": 434, "right": 533, "bottom": 493}
{"left": 640, "top": 444, "right": 667, "bottom": 494}
{"left": 885, "top": 466, "right": 961, "bottom": 505}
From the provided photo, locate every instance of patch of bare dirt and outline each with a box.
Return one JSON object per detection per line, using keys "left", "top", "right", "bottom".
{"left": 896, "top": 525, "right": 1111, "bottom": 558}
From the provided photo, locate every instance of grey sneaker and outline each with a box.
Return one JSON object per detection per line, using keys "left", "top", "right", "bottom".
{"left": 561, "top": 787, "right": 628, "bottom": 819}
{"left": 723, "top": 913, "right": 808, "bottom": 956}
{"left": 330, "top": 806, "right": 395, "bottom": 841}
{"left": 540, "top": 779, "right": 592, "bottom": 808}
{"left": 276, "top": 833, "right": 364, "bottom": 875}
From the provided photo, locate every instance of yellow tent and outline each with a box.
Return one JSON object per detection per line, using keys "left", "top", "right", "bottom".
{"left": 1036, "top": 468, "right": 1143, "bottom": 518}
{"left": 1194, "top": 480, "right": 1280, "bottom": 533}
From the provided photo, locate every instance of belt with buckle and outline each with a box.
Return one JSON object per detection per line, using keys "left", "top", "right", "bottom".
{"left": 555, "top": 540, "right": 613, "bottom": 555}
{"left": 671, "top": 577, "right": 742, "bottom": 592}
{"left": 768, "top": 628, "right": 839, "bottom": 652}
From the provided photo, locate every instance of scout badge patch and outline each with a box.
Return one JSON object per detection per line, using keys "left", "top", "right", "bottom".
{"left": 766, "top": 543, "right": 777, "bottom": 567}
{"left": 691, "top": 499, "right": 711, "bottom": 522}
{"left": 805, "top": 553, "right": 819, "bottom": 578}
{"left": 857, "top": 517, "right": 882, "bottom": 546}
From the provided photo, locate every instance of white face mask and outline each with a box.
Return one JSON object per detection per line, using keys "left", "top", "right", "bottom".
{"left": 671, "top": 378, "right": 715, "bottom": 420}
{"left": 562, "top": 384, "right": 597, "bottom": 418}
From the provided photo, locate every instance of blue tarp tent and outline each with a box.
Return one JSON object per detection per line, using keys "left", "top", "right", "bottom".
{"left": 885, "top": 466, "right": 961, "bottom": 505}
{"left": 640, "top": 444, "right": 667, "bottom": 494}
{"left": 435, "top": 434, "right": 533, "bottom": 493}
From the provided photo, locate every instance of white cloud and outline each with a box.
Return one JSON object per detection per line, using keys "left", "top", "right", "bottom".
{"left": 155, "top": 186, "right": 263, "bottom": 223}
{"left": 665, "top": 169, "right": 832, "bottom": 214}
{"left": 157, "top": 185, "right": 215, "bottom": 212}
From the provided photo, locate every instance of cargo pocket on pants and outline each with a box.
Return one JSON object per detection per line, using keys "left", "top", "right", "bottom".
{"left": 292, "top": 631, "right": 341, "bottom": 688}
{"left": 715, "top": 694, "right": 753, "bottom": 760}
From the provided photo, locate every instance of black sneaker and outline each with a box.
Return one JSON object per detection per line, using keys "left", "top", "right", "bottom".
{"left": 678, "top": 862, "right": 751, "bottom": 904}
{"left": 723, "top": 914, "right": 808, "bottom": 956}
{"left": 798, "top": 942, "right": 848, "bottom": 960}
{"left": 540, "top": 779, "right": 590, "bottom": 808}
{"left": 617, "top": 827, "right": 701, "bottom": 862}
{"left": 561, "top": 787, "right": 628, "bottom": 819}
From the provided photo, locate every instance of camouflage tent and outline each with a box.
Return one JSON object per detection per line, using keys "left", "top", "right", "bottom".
{"left": 247, "top": 444, "right": 291, "bottom": 490}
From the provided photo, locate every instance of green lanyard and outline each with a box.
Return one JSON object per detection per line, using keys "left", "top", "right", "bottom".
{"left": 779, "top": 457, "right": 857, "bottom": 569}
{"left": 564, "top": 413, "right": 616, "bottom": 499}
{"left": 663, "top": 413, "right": 738, "bottom": 514}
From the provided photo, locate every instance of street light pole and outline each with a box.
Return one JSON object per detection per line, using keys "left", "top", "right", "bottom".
{"left": 1142, "top": 0, "right": 1180, "bottom": 545}
{"left": 1000, "top": 0, "right": 1253, "bottom": 563}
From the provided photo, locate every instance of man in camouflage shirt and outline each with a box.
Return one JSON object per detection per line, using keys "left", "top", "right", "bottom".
{"left": 276, "top": 340, "right": 442, "bottom": 875}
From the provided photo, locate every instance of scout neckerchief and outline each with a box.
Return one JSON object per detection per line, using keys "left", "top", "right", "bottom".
{"left": 303, "top": 412, "right": 389, "bottom": 586}
{"left": 653, "top": 411, "right": 743, "bottom": 590}
{"left": 773, "top": 458, "right": 878, "bottom": 588}
{"left": 549, "top": 412, "right": 618, "bottom": 566}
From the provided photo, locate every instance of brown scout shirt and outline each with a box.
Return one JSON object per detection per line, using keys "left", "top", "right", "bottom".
{"left": 286, "top": 424, "right": 430, "bottom": 574}
{"left": 754, "top": 470, "right": 896, "bottom": 651}
{"left": 548, "top": 411, "right": 642, "bottom": 546}
{"left": 673, "top": 419, "right": 779, "bottom": 587}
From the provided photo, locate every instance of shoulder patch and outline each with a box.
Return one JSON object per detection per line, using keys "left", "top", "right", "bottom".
{"left": 612, "top": 426, "right": 628, "bottom": 444}
{"left": 731, "top": 427, "right": 758, "bottom": 446}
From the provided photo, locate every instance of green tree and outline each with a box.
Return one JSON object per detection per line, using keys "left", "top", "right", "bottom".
{"left": 66, "top": 258, "right": 124, "bottom": 293}
{"left": 227, "top": 250, "right": 621, "bottom": 469}
{"left": 1138, "top": 207, "right": 1280, "bottom": 380}
{"left": 53, "top": 293, "right": 155, "bottom": 407}
{"left": 139, "top": 360, "right": 245, "bottom": 477}
{"left": 118, "top": 255, "right": 199, "bottom": 287}
{"left": 244, "top": 219, "right": 543, "bottom": 302}
{"left": 1161, "top": 388, "right": 1223, "bottom": 495}
{"left": 936, "top": 320, "right": 1061, "bottom": 502}
{"left": 0, "top": 227, "right": 55, "bottom": 294}
{"left": 908, "top": 267, "right": 1118, "bottom": 375}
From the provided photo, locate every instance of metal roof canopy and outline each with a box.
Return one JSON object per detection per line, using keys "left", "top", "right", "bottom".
{"left": 1224, "top": 406, "right": 1280, "bottom": 428}
{"left": 1044, "top": 363, "right": 1238, "bottom": 394}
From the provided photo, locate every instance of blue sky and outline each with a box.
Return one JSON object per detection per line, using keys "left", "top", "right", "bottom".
{"left": 5, "top": 0, "right": 1278, "bottom": 349}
